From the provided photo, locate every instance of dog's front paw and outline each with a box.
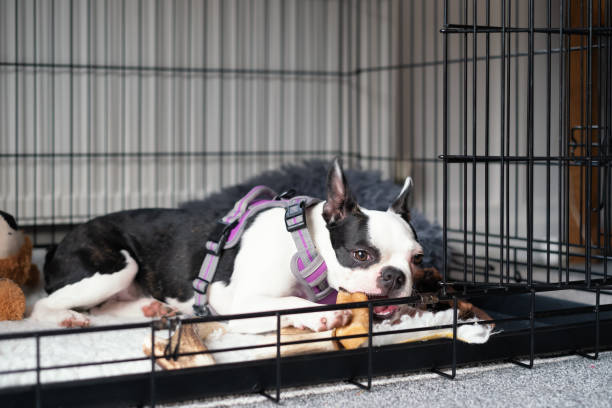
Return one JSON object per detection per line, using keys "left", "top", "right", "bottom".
{"left": 31, "top": 301, "right": 91, "bottom": 328}
{"left": 325, "top": 309, "right": 353, "bottom": 330}
{"left": 60, "top": 311, "right": 91, "bottom": 328}
{"left": 141, "top": 300, "right": 179, "bottom": 318}
{"left": 292, "top": 310, "right": 353, "bottom": 332}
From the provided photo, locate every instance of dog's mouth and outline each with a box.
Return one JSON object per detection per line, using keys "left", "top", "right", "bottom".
{"left": 338, "top": 288, "right": 402, "bottom": 321}
{"left": 366, "top": 294, "right": 399, "bottom": 321}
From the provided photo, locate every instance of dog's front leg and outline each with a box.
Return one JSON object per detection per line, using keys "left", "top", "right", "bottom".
{"left": 225, "top": 295, "right": 352, "bottom": 334}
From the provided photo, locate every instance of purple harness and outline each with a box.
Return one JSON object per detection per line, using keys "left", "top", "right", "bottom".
{"left": 192, "top": 186, "right": 338, "bottom": 316}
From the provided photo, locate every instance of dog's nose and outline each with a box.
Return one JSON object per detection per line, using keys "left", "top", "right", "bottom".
{"left": 377, "top": 267, "right": 406, "bottom": 291}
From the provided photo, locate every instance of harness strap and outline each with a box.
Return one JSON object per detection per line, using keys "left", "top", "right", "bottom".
{"left": 192, "top": 186, "right": 337, "bottom": 316}
{"left": 286, "top": 197, "right": 337, "bottom": 305}
{"left": 192, "top": 186, "right": 276, "bottom": 315}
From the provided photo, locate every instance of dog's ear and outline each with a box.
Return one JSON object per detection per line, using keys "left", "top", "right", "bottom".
{"left": 389, "top": 177, "right": 413, "bottom": 222}
{"left": 323, "top": 158, "right": 358, "bottom": 225}
{"left": 0, "top": 210, "right": 18, "bottom": 231}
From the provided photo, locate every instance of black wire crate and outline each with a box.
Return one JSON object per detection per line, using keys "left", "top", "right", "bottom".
{"left": 440, "top": 0, "right": 611, "bottom": 291}
{"left": 0, "top": 1, "right": 611, "bottom": 407}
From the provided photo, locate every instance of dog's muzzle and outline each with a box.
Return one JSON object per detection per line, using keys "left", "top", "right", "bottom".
{"left": 371, "top": 266, "right": 407, "bottom": 320}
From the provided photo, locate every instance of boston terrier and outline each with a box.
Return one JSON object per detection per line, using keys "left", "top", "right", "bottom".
{"left": 32, "top": 158, "right": 424, "bottom": 332}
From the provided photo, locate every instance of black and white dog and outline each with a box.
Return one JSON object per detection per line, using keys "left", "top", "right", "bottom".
{"left": 32, "top": 159, "right": 427, "bottom": 332}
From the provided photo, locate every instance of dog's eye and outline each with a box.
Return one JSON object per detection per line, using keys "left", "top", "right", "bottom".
{"left": 412, "top": 253, "right": 424, "bottom": 265}
{"left": 352, "top": 250, "right": 371, "bottom": 262}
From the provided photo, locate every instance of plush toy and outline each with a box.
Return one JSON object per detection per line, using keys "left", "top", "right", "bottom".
{"left": 0, "top": 210, "right": 39, "bottom": 321}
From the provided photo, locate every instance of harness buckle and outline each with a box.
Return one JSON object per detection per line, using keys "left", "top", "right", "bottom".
{"left": 206, "top": 219, "right": 239, "bottom": 256}
{"left": 192, "top": 276, "right": 210, "bottom": 295}
{"left": 285, "top": 201, "right": 307, "bottom": 232}
{"left": 192, "top": 304, "right": 211, "bottom": 317}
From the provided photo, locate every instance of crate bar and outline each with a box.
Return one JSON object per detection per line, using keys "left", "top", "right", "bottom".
{"left": 50, "top": 0, "right": 56, "bottom": 243}
{"left": 585, "top": 0, "right": 593, "bottom": 287}
{"left": 69, "top": 0, "right": 75, "bottom": 227}
{"left": 442, "top": 0, "right": 448, "bottom": 291}
{"left": 153, "top": 0, "right": 160, "bottom": 207}
{"left": 408, "top": 0, "right": 415, "bottom": 181}
{"left": 463, "top": 0, "right": 468, "bottom": 283}
{"left": 577, "top": 285, "right": 601, "bottom": 359}
{"left": 565, "top": 0, "right": 573, "bottom": 285}
{"left": 276, "top": 312, "right": 281, "bottom": 400}
{"left": 121, "top": 0, "right": 127, "bottom": 209}
{"left": 260, "top": 312, "right": 281, "bottom": 402}
{"left": 605, "top": 0, "right": 611, "bottom": 282}
{"left": 432, "top": 295, "right": 457, "bottom": 379}
{"left": 137, "top": 0, "right": 143, "bottom": 207}
{"left": 348, "top": 303, "right": 374, "bottom": 390}
{"left": 421, "top": 0, "right": 427, "bottom": 212}
{"left": 434, "top": 0, "right": 440, "bottom": 222}
{"left": 279, "top": 0, "right": 285, "bottom": 165}
{"left": 596, "top": 0, "right": 602, "bottom": 276}
{"left": 506, "top": 0, "right": 513, "bottom": 284}
{"left": 386, "top": 0, "right": 392, "bottom": 177}
{"left": 512, "top": 0, "right": 519, "bottom": 284}
{"left": 440, "top": 154, "right": 612, "bottom": 163}
{"left": 0, "top": 355, "right": 155, "bottom": 376}
{"left": 559, "top": 0, "right": 566, "bottom": 285}
{"left": 377, "top": 0, "right": 382, "bottom": 173}
{"left": 484, "top": 0, "right": 490, "bottom": 283}
{"left": 104, "top": 0, "right": 109, "bottom": 214}
{"left": 510, "top": 288, "right": 536, "bottom": 368}
{"left": 1, "top": 44, "right": 604, "bottom": 75}
{"left": 35, "top": 335, "right": 41, "bottom": 408}
{"left": 526, "top": 0, "right": 535, "bottom": 287}
{"left": 500, "top": 0, "right": 506, "bottom": 286}
{"left": 14, "top": 0, "right": 19, "bottom": 220}
{"left": 32, "top": 0, "right": 38, "bottom": 243}
{"left": 546, "top": 0, "right": 552, "bottom": 284}
{"left": 171, "top": 0, "right": 177, "bottom": 208}
{"left": 367, "top": 302, "right": 373, "bottom": 388}
{"left": 337, "top": 0, "right": 343, "bottom": 161}
{"left": 356, "top": 0, "right": 362, "bottom": 167}
{"left": 471, "top": 0, "right": 477, "bottom": 284}
{"left": 150, "top": 322, "right": 156, "bottom": 407}
{"left": 443, "top": 24, "right": 612, "bottom": 34}
{"left": 87, "top": 0, "right": 92, "bottom": 220}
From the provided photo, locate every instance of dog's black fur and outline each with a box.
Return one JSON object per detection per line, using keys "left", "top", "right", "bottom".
{"left": 44, "top": 161, "right": 445, "bottom": 304}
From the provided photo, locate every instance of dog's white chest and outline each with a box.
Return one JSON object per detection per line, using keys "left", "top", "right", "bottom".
{"left": 231, "top": 208, "right": 302, "bottom": 297}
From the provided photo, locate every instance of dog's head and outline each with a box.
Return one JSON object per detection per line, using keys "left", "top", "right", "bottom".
{"left": 321, "top": 159, "right": 423, "bottom": 320}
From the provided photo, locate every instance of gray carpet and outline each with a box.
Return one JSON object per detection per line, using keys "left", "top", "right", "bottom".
{"left": 163, "top": 352, "right": 612, "bottom": 408}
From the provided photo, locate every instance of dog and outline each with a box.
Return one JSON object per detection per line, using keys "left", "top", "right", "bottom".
{"left": 32, "top": 158, "right": 427, "bottom": 332}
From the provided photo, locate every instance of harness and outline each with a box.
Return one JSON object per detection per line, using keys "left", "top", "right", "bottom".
{"left": 192, "top": 185, "right": 338, "bottom": 316}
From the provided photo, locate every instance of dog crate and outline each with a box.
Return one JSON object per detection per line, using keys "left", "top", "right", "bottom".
{"left": 0, "top": 0, "right": 611, "bottom": 406}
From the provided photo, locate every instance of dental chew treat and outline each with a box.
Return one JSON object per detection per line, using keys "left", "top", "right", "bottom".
{"left": 334, "top": 291, "right": 369, "bottom": 349}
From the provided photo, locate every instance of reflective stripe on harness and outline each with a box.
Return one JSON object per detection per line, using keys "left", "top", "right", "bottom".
{"left": 192, "top": 186, "right": 338, "bottom": 316}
